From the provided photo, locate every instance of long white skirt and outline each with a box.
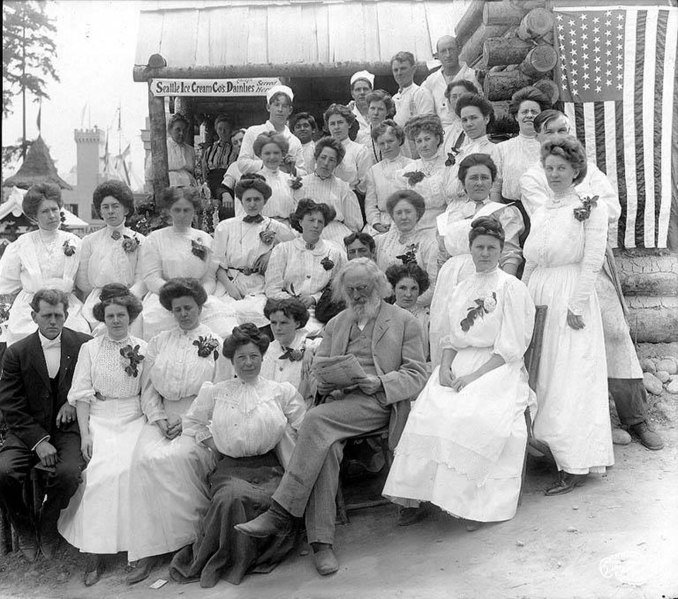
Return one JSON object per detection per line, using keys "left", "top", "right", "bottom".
{"left": 58, "top": 397, "right": 145, "bottom": 554}
{"left": 383, "top": 347, "right": 530, "bottom": 523}
{"left": 3, "top": 289, "right": 89, "bottom": 345}
{"left": 528, "top": 264, "right": 614, "bottom": 474}
{"left": 127, "top": 397, "right": 217, "bottom": 561}
{"left": 141, "top": 292, "right": 238, "bottom": 341}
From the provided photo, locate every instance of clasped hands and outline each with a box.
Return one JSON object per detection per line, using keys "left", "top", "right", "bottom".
{"left": 157, "top": 417, "right": 182, "bottom": 440}
{"left": 439, "top": 368, "right": 476, "bottom": 392}
{"left": 317, "top": 375, "right": 383, "bottom": 397}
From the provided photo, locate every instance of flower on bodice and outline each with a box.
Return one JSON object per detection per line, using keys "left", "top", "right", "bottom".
{"left": 279, "top": 346, "right": 305, "bottom": 361}
{"left": 320, "top": 255, "right": 335, "bottom": 271}
{"left": 191, "top": 238, "right": 209, "bottom": 260}
{"left": 289, "top": 176, "right": 303, "bottom": 190}
{"left": 395, "top": 243, "right": 419, "bottom": 265}
{"left": 121, "top": 235, "right": 140, "bottom": 253}
{"left": 573, "top": 195, "right": 599, "bottom": 222}
{"left": 193, "top": 335, "right": 220, "bottom": 360}
{"left": 259, "top": 222, "right": 277, "bottom": 246}
{"left": 445, "top": 149, "right": 461, "bottom": 167}
{"left": 120, "top": 344, "right": 144, "bottom": 377}
{"left": 403, "top": 170, "right": 426, "bottom": 186}
{"left": 460, "top": 291, "right": 497, "bottom": 332}
{"left": 62, "top": 240, "right": 76, "bottom": 257}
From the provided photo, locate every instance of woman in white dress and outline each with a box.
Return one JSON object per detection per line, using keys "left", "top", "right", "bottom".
{"left": 383, "top": 217, "right": 535, "bottom": 529}
{"left": 0, "top": 182, "right": 88, "bottom": 345}
{"left": 125, "top": 279, "right": 223, "bottom": 583}
{"left": 396, "top": 115, "right": 455, "bottom": 233}
{"left": 364, "top": 120, "right": 413, "bottom": 233}
{"left": 293, "top": 137, "right": 364, "bottom": 246}
{"left": 494, "top": 87, "right": 551, "bottom": 203}
{"left": 265, "top": 199, "right": 347, "bottom": 336}
{"left": 234, "top": 132, "right": 297, "bottom": 228}
{"left": 324, "top": 103, "right": 374, "bottom": 197}
{"left": 441, "top": 79, "right": 479, "bottom": 160}
{"left": 145, "top": 114, "right": 196, "bottom": 188}
{"left": 432, "top": 154, "right": 525, "bottom": 365}
{"left": 447, "top": 94, "right": 502, "bottom": 203}
{"left": 356, "top": 90, "right": 396, "bottom": 163}
{"left": 385, "top": 263, "right": 431, "bottom": 361}
{"left": 77, "top": 180, "right": 146, "bottom": 335}
{"left": 169, "top": 324, "right": 306, "bottom": 588}
{"left": 213, "top": 174, "right": 295, "bottom": 328}
{"left": 261, "top": 297, "right": 320, "bottom": 408}
{"left": 374, "top": 190, "right": 438, "bottom": 307}
{"left": 140, "top": 187, "right": 236, "bottom": 340}
{"left": 57, "top": 285, "right": 147, "bottom": 586}
{"left": 522, "top": 135, "right": 614, "bottom": 495}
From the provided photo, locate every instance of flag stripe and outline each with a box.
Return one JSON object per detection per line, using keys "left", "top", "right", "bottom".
{"left": 615, "top": 100, "right": 628, "bottom": 248}
{"left": 658, "top": 8, "right": 677, "bottom": 247}
{"left": 583, "top": 103, "right": 597, "bottom": 165}
{"left": 633, "top": 10, "right": 647, "bottom": 246}
{"left": 603, "top": 101, "right": 618, "bottom": 247}
{"left": 653, "top": 9, "right": 667, "bottom": 246}
{"left": 574, "top": 103, "right": 586, "bottom": 148}
{"left": 593, "top": 102, "right": 606, "bottom": 174}
{"left": 622, "top": 9, "right": 638, "bottom": 249}
{"left": 641, "top": 9, "right": 658, "bottom": 246}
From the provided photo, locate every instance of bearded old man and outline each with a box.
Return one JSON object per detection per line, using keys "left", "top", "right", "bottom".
{"left": 236, "top": 258, "right": 428, "bottom": 576}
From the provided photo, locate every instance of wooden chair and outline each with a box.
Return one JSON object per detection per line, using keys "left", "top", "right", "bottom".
{"left": 519, "top": 304, "right": 549, "bottom": 505}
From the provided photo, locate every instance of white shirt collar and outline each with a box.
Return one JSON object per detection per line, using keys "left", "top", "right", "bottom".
{"left": 38, "top": 331, "right": 61, "bottom": 348}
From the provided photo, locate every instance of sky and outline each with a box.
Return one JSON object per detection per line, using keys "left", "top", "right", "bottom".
{"left": 2, "top": 1, "right": 149, "bottom": 187}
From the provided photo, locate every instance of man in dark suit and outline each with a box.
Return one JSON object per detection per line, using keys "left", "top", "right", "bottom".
{"left": 236, "top": 258, "right": 428, "bottom": 576}
{"left": 0, "top": 289, "right": 91, "bottom": 561}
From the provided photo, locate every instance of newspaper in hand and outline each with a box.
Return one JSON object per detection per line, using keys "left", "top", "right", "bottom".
{"left": 311, "top": 355, "right": 367, "bottom": 388}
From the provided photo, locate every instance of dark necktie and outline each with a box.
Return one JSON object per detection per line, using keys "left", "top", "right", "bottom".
{"left": 243, "top": 214, "right": 264, "bottom": 224}
{"left": 279, "top": 347, "right": 304, "bottom": 361}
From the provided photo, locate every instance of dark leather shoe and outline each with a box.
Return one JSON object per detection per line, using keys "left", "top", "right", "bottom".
{"left": 313, "top": 545, "right": 339, "bottom": 576}
{"left": 84, "top": 555, "right": 104, "bottom": 587}
{"left": 126, "top": 556, "right": 160, "bottom": 585}
{"left": 630, "top": 422, "right": 664, "bottom": 450}
{"left": 545, "top": 472, "right": 587, "bottom": 496}
{"left": 397, "top": 506, "right": 428, "bottom": 527}
{"left": 15, "top": 521, "right": 38, "bottom": 563}
{"left": 234, "top": 507, "right": 292, "bottom": 538}
{"left": 39, "top": 529, "right": 61, "bottom": 560}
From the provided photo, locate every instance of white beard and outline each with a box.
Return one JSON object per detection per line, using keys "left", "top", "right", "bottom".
{"left": 348, "top": 295, "right": 381, "bottom": 322}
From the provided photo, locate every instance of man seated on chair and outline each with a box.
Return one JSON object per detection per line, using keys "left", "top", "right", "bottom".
{"left": 236, "top": 258, "right": 428, "bottom": 576}
{"left": 0, "top": 289, "right": 91, "bottom": 561}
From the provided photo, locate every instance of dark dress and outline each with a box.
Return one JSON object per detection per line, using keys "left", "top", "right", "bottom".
{"left": 169, "top": 452, "right": 298, "bottom": 588}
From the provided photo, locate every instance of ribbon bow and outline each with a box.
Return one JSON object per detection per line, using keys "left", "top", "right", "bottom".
{"left": 243, "top": 214, "right": 264, "bottom": 224}
{"left": 279, "top": 347, "right": 304, "bottom": 361}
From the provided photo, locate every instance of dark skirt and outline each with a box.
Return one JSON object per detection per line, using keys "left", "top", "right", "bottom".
{"left": 169, "top": 451, "right": 298, "bottom": 588}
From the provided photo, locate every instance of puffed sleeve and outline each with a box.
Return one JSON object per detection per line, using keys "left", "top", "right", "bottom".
{"left": 274, "top": 381, "right": 307, "bottom": 469}
{"left": 140, "top": 232, "right": 166, "bottom": 294}
{"left": 0, "top": 239, "right": 22, "bottom": 294}
{"left": 182, "top": 381, "right": 216, "bottom": 445}
{"left": 139, "top": 333, "right": 166, "bottom": 423}
{"left": 129, "top": 232, "right": 147, "bottom": 298}
{"left": 569, "top": 200, "right": 609, "bottom": 316}
{"left": 67, "top": 342, "right": 96, "bottom": 405}
{"left": 264, "top": 242, "right": 290, "bottom": 300}
{"left": 497, "top": 205, "right": 525, "bottom": 272}
{"left": 415, "top": 86, "right": 435, "bottom": 116}
{"left": 416, "top": 235, "right": 439, "bottom": 307}
{"left": 519, "top": 167, "right": 550, "bottom": 219}
{"left": 586, "top": 164, "right": 621, "bottom": 225}
{"left": 236, "top": 127, "right": 263, "bottom": 174}
{"left": 493, "top": 279, "right": 535, "bottom": 363}
{"left": 354, "top": 144, "right": 375, "bottom": 195}
{"left": 76, "top": 234, "right": 94, "bottom": 295}
{"left": 342, "top": 185, "right": 365, "bottom": 233}
{"left": 364, "top": 166, "right": 381, "bottom": 227}
{"left": 198, "top": 232, "right": 217, "bottom": 294}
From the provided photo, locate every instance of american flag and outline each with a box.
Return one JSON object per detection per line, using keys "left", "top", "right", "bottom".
{"left": 554, "top": 6, "right": 678, "bottom": 249}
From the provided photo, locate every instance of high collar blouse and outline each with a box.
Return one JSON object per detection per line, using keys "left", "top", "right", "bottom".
{"left": 183, "top": 377, "right": 306, "bottom": 458}
{"left": 365, "top": 154, "right": 414, "bottom": 227}
{"left": 234, "top": 167, "right": 297, "bottom": 222}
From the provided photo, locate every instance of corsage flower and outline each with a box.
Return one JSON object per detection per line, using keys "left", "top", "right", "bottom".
{"left": 121, "top": 235, "right": 140, "bottom": 253}
{"left": 460, "top": 291, "right": 498, "bottom": 332}
{"left": 573, "top": 195, "right": 599, "bottom": 222}
{"left": 320, "top": 255, "right": 335, "bottom": 271}
{"left": 120, "top": 344, "right": 144, "bottom": 377}
{"left": 395, "top": 243, "right": 418, "bottom": 265}
{"left": 403, "top": 170, "right": 426, "bottom": 186}
{"left": 62, "top": 240, "right": 76, "bottom": 257}
{"left": 191, "top": 239, "right": 208, "bottom": 261}
{"left": 289, "top": 176, "right": 303, "bottom": 190}
{"left": 259, "top": 223, "right": 277, "bottom": 246}
{"left": 193, "top": 335, "right": 221, "bottom": 360}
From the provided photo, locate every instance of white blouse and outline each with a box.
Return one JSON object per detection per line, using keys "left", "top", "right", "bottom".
{"left": 0, "top": 229, "right": 81, "bottom": 296}
{"left": 294, "top": 173, "right": 363, "bottom": 233}
{"left": 265, "top": 237, "right": 347, "bottom": 302}
{"left": 234, "top": 167, "right": 298, "bottom": 222}
{"left": 76, "top": 225, "right": 146, "bottom": 297}
{"left": 141, "top": 324, "right": 224, "bottom": 423}
{"left": 183, "top": 378, "right": 306, "bottom": 458}
{"left": 68, "top": 335, "right": 147, "bottom": 404}
{"left": 333, "top": 138, "right": 374, "bottom": 194}
{"left": 446, "top": 135, "right": 502, "bottom": 203}
{"left": 365, "top": 154, "right": 413, "bottom": 228}
{"left": 140, "top": 227, "right": 218, "bottom": 295}
{"left": 237, "top": 121, "right": 306, "bottom": 176}
{"left": 494, "top": 134, "right": 541, "bottom": 201}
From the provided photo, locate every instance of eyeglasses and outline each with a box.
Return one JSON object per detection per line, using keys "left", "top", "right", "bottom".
{"left": 345, "top": 284, "right": 370, "bottom": 295}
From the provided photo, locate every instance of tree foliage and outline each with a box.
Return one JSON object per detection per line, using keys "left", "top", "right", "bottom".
{"left": 2, "top": 1, "right": 59, "bottom": 118}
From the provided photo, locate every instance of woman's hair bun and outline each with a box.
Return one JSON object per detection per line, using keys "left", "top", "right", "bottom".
{"left": 232, "top": 322, "right": 261, "bottom": 343}
{"left": 99, "top": 283, "right": 131, "bottom": 303}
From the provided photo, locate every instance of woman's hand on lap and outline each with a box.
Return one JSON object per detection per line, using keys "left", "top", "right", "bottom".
{"left": 439, "top": 367, "right": 455, "bottom": 388}
{"left": 81, "top": 434, "right": 93, "bottom": 462}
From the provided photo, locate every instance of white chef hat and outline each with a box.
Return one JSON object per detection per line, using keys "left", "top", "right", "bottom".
{"left": 266, "top": 84, "right": 294, "bottom": 104}
{"left": 350, "top": 70, "right": 375, "bottom": 88}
